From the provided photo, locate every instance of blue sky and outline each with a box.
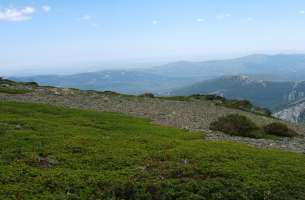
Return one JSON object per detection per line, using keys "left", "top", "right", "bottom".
{"left": 1, "top": 0, "right": 305, "bottom": 75}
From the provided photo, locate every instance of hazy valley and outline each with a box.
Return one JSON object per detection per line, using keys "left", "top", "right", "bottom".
{"left": 12, "top": 54, "right": 305, "bottom": 123}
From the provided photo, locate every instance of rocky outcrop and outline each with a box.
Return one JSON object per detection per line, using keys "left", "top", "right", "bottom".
{"left": 274, "top": 100, "right": 305, "bottom": 123}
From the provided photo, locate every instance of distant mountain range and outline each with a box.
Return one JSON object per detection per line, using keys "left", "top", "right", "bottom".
{"left": 147, "top": 54, "right": 305, "bottom": 81}
{"left": 11, "top": 70, "right": 201, "bottom": 95}
{"left": 171, "top": 75, "right": 305, "bottom": 111}
{"left": 11, "top": 54, "right": 305, "bottom": 94}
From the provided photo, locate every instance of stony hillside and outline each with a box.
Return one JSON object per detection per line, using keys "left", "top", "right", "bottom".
{"left": 1, "top": 78, "right": 305, "bottom": 153}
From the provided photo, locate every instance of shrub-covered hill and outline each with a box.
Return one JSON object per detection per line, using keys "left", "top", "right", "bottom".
{"left": 2, "top": 78, "right": 305, "bottom": 153}
{"left": 1, "top": 101, "right": 305, "bottom": 200}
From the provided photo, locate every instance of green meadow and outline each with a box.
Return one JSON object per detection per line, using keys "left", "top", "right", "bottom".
{"left": 1, "top": 101, "right": 305, "bottom": 200}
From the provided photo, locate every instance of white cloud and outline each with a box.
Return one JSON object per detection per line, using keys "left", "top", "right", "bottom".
{"left": 42, "top": 5, "right": 51, "bottom": 13}
{"left": 80, "top": 15, "right": 92, "bottom": 21}
{"left": 22, "top": 7, "right": 35, "bottom": 14}
{"left": 216, "top": 13, "right": 231, "bottom": 20}
{"left": 240, "top": 17, "right": 254, "bottom": 23}
{"left": 91, "top": 23, "right": 100, "bottom": 28}
{"left": 300, "top": 10, "right": 305, "bottom": 14}
{"left": 196, "top": 18, "right": 205, "bottom": 22}
{"left": 152, "top": 20, "right": 159, "bottom": 25}
{"left": 0, "top": 6, "right": 35, "bottom": 22}
{"left": 79, "top": 15, "right": 100, "bottom": 28}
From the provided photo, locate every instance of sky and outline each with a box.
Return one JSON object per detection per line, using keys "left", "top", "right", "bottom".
{"left": 1, "top": 0, "right": 305, "bottom": 75}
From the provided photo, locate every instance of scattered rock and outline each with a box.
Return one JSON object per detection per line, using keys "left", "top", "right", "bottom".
{"left": 1, "top": 84, "right": 305, "bottom": 153}
{"left": 141, "top": 93, "right": 155, "bottom": 98}
{"left": 62, "top": 88, "right": 76, "bottom": 95}
{"left": 49, "top": 88, "right": 61, "bottom": 95}
{"left": 29, "top": 155, "right": 57, "bottom": 168}
{"left": 69, "top": 147, "right": 85, "bottom": 154}
{"left": 15, "top": 124, "right": 22, "bottom": 130}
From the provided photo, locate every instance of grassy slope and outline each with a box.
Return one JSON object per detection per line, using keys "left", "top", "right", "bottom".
{"left": 1, "top": 102, "right": 305, "bottom": 200}
{"left": 0, "top": 88, "right": 31, "bottom": 94}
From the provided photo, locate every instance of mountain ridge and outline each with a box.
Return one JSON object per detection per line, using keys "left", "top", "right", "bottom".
{"left": 171, "top": 75, "right": 305, "bottom": 111}
{"left": 10, "top": 54, "right": 305, "bottom": 95}
{"left": 148, "top": 54, "right": 305, "bottom": 80}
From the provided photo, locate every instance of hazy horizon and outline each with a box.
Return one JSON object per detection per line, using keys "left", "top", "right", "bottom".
{"left": 3, "top": 52, "right": 305, "bottom": 77}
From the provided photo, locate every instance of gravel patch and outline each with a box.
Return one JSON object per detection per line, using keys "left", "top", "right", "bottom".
{"left": 1, "top": 85, "right": 305, "bottom": 153}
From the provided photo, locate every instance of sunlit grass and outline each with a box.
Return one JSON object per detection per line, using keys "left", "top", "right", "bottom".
{"left": 0, "top": 101, "right": 305, "bottom": 199}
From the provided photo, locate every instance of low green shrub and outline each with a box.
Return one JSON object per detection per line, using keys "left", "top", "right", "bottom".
{"left": 189, "top": 94, "right": 272, "bottom": 117}
{"left": 255, "top": 107, "right": 272, "bottom": 117}
{"left": 101, "top": 90, "right": 120, "bottom": 95}
{"left": 191, "top": 94, "right": 226, "bottom": 101}
{"left": 24, "top": 81, "right": 39, "bottom": 87}
{"left": 210, "top": 114, "right": 259, "bottom": 138}
{"left": 225, "top": 100, "right": 252, "bottom": 110}
{"left": 140, "top": 93, "right": 155, "bottom": 98}
{"left": 210, "top": 114, "right": 298, "bottom": 138}
{"left": 0, "top": 123, "right": 7, "bottom": 134}
{"left": 158, "top": 96, "right": 192, "bottom": 101}
{"left": 223, "top": 100, "right": 272, "bottom": 117}
{"left": 263, "top": 122, "right": 297, "bottom": 137}
{"left": 0, "top": 77, "right": 15, "bottom": 85}
{"left": 0, "top": 87, "right": 31, "bottom": 94}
